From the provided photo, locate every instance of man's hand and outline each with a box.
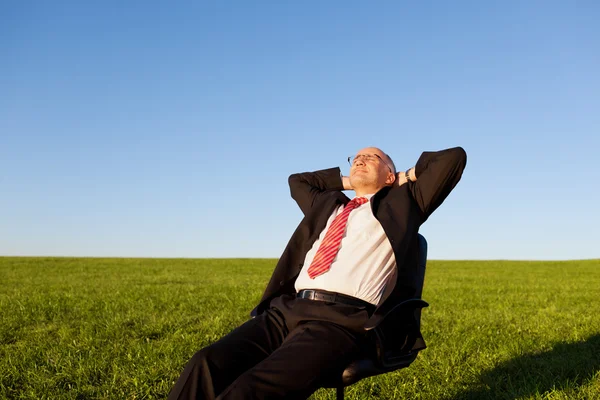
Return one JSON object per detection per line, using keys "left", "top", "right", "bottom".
{"left": 342, "top": 176, "right": 353, "bottom": 190}
{"left": 396, "top": 167, "right": 416, "bottom": 187}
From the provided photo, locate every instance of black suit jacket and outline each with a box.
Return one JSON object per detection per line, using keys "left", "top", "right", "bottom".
{"left": 251, "top": 147, "right": 467, "bottom": 345}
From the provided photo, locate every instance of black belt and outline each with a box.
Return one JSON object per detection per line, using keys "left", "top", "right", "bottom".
{"left": 296, "top": 289, "right": 375, "bottom": 311}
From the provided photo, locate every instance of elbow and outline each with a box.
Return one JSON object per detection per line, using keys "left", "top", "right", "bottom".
{"left": 288, "top": 173, "right": 302, "bottom": 201}
{"left": 288, "top": 173, "right": 300, "bottom": 187}
{"left": 452, "top": 146, "right": 467, "bottom": 168}
{"left": 288, "top": 173, "right": 300, "bottom": 195}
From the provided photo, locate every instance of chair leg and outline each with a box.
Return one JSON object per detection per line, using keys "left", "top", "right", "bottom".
{"left": 336, "top": 386, "right": 344, "bottom": 400}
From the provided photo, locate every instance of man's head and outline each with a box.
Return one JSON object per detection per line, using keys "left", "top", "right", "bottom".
{"left": 349, "top": 147, "right": 396, "bottom": 196}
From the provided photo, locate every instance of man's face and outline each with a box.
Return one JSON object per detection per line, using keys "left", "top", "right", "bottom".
{"left": 349, "top": 147, "right": 395, "bottom": 192}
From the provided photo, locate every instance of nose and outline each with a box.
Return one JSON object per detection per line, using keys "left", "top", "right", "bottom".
{"left": 354, "top": 156, "right": 366, "bottom": 166}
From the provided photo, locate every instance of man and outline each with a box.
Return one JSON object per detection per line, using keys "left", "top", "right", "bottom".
{"left": 169, "top": 146, "right": 467, "bottom": 400}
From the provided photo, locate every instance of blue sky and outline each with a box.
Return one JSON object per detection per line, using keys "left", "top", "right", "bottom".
{"left": 1, "top": 1, "right": 598, "bottom": 260}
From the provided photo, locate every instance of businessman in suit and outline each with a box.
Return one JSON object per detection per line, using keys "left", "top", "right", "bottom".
{"left": 168, "top": 146, "right": 467, "bottom": 400}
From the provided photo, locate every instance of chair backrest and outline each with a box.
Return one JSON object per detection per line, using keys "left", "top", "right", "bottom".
{"left": 329, "top": 233, "right": 430, "bottom": 396}
{"left": 415, "top": 233, "right": 428, "bottom": 297}
{"left": 414, "top": 233, "right": 428, "bottom": 320}
{"left": 373, "top": 233, "right": 428, "bottom": 366}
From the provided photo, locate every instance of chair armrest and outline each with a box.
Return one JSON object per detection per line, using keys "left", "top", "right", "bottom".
{"left": 365, "top": 298, "right": 429, "bottom": 368}
{"left": 364, "top": 298, "right": 429, "bottom": 331}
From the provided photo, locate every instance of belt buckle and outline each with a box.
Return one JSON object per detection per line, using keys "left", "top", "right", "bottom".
{"left": 299, "top": 290, "right": 336, "bottom": 303}
{"left": 300, "top": 290, "right": 314, "bottom": 300}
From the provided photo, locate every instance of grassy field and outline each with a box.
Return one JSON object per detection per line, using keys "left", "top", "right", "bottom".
{"left": 1, "top": 257, "right": 599, "bottom": 400}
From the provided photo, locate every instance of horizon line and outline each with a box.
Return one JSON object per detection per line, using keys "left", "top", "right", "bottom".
{"left": 1, "top": 255, "right": 598, "bottom": 262}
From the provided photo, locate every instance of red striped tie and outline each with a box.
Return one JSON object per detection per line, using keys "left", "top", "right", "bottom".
{"left": 307, "top": 197, "right": 369, "bottom": 279}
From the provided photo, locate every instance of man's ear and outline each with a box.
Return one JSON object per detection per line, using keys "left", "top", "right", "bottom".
{"left": 386, "top": 172, "right": 396, "bottom": 186}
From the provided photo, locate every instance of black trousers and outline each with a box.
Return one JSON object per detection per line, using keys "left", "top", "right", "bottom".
{"left": 167, "top": 294, "right": 372, "bottom": 400}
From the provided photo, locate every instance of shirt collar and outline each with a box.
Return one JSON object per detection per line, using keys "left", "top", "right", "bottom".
{"left": 353, "top": 194, "right": 375, "bottom": 201}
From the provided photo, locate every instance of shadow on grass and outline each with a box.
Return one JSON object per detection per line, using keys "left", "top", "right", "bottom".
{"left": 454, "top": 334, "right": 600, "bottom": 400}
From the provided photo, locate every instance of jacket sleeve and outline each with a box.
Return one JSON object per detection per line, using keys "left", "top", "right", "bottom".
{"left": 409, "top": 147, "right": 467, "bottom": 219}
{"left": 288, "top": 167, "right": 345, "bottom": 216}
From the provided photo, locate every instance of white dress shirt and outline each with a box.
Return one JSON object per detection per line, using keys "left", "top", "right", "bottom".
{"left": 294, "top": 194, "right": 397, "bottom": 305}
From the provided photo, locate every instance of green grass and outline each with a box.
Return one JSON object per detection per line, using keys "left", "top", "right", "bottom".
{"left": 1, "top": 257, "right": 599, "bottom": 399}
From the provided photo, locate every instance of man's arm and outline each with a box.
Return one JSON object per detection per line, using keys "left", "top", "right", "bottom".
{"left": 400, "top": 147, "right": 467, "bottom": 219}
{"left": 288, "top": 167, "right": 344, "bottom": 216}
